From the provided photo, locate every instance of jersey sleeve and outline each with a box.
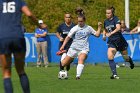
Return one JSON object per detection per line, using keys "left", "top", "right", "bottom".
{"left": 21, "top": 0, "right": 27, "bottom": 7}
{"left": 114, "top": 16, "right": 121, "bottom": 25}
{"left": 68, "top": 26, "right": 77, "bottom": 38}
{"left": 44, "top": 29, "right": 48, "bottom": 33}
{"left": 89, "top": 26, "right": 96, "bottom": 35}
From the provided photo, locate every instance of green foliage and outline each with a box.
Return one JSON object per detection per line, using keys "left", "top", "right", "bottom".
{"left": 0, "top": 65, "right": 140, "bottom": 93}
{"left": 23, "top": 0, "right": 140, "bottom": 33}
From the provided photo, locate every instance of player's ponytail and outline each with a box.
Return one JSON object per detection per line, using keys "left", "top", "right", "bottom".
{"left": 75, "top": 7, "right": 85, "bottom": 16}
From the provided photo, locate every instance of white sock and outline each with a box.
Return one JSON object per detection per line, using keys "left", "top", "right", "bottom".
{"left": 76, "top": 64, "right": 84, "bottom": 77}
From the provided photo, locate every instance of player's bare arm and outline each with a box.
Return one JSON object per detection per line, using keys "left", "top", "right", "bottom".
{"left": 95, "top": 22, "right": 102, "bottom": 37}
{"left": 106, "top": 24, "right": 121, "bottom": 37}
{"left": 102, "top": 29, "right": 107, "bottom": 41}
{"left": 60, "top": 36, "right": 70, "bottom": 51}
{"left": 21, "top": 6, "right": 47, "bottom": 29}
{"left": 56, "top": 32, "right": 64, "bottom": 41}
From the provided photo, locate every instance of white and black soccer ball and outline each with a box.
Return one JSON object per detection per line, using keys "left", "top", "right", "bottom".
{"left": 58, "top": 70, "right": 68, "bottom": 79}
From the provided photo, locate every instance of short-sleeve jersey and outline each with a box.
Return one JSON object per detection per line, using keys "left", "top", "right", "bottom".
{"left": 57, "top": 22, "right": 75, "bottom": 39}
{"left": 0, "top": 0, "right": 26, "bottom": 39}
{"left": 104, "top": 16, "right": 122, "bottom": 40}
{"left": 35, "top": 28, "right": 48, "bottom": 42}
{"left": 68, "top": 25, "right": 96, "bottom": 51}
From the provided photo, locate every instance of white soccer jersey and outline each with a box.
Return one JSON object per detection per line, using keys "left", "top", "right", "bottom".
{"left": 68, "top": 25, "right": 96, "bottom": 51}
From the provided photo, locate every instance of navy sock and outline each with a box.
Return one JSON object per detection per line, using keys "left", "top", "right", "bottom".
{"left": 4, "top": 78, "right": 13, "bottom": 93}
{"left": 60, "top": 61, "right": 64, "bottom": 71}
{"left": 109, "top": 60, "right": 117, "bottom": 75}
{"left": 66, "top": 64, "right": 70, "bottom": 71}
{"left": 128, "top": 57, "right": 133, "bottom": 64}
{"left": 19, "top": 73, "right": 30, "bottom": 93}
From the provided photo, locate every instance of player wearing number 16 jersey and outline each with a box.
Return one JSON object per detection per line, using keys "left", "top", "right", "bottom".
{"left": 0, "top": 0, "right": 47, "bottom": 93}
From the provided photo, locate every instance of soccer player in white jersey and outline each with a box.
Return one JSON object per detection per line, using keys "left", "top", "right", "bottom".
{"left": 60, "top": 14, "right": 102, "bottom": 80}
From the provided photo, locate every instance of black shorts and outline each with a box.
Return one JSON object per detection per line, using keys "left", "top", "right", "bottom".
{"left": 107, "top": 37, "right": 128, "bottom": 51}
{"left": 0, "top": 38, "right": 26, "bottom": 54}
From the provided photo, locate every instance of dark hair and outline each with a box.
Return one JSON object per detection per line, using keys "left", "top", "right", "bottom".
{"left": 75, "top": 7, "right": 85, "bottom": 16}
{"left": 107, "top": 6, "right": 115, "bottom": 14}
{"left": 77, "top": 14, "right": 86, "bottom": 21}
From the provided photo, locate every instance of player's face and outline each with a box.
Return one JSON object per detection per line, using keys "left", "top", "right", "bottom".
{"left": 106, "top": 10, "right": 113, "bottom": 19}
{"left": 121, "top": 21, "right": 125, "bottom": 28}
{"left": 78, "top": 17, "right": 85, "bottom": 27}
{"left": 64, "top": 14, "right": 71, "bottom": 24}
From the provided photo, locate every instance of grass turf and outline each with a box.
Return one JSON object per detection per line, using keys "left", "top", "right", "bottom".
{"left": 0, "top": 64, "right": 140, "bottom": 93}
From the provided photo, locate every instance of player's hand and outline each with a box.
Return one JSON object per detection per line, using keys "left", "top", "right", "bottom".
{"left": 40, "top": 23, "right": 47, "bottom": 29}
{"left": 98, "top": 22, "right": 102, "bottom": 27}
{"left": 60, "top": 37, "right": 64, "bottom": 41}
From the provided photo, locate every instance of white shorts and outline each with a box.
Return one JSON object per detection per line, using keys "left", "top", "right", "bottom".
{"left": 67, "top": 48, "right": 89, "bottom": 58}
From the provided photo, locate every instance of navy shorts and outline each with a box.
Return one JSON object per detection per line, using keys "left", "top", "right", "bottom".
{"left": 107, "top": 37, "right": 128, "bottom": 51}
{"left": 0, "top": 38, "right": 26, "bottom": 54}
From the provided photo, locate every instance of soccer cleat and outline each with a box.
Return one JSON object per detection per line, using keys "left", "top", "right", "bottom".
{"left": 129, "top": 61, "right": 134, "bottom": 69}
{"left": 56, "top": 50, "right": 66, "bottom": 55}
{"left": 116, "top": 64, "right": 120, "bottom": 68}
{"left": 110, "top": 75, "right": 119, "bottom": 79}
{"left": 76, "top": 77, "right": 80, "bottom": 80}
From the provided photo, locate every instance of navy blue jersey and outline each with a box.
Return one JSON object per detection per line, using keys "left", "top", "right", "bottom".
{"left": 57, "top": 22, "right": 75, "bottom": 39}
{"left": 0, "top": 0, "right": 26, "bottom": 39}
{"left": 57, "top": 22, "right": 75, "bottom": 50}
{"left": 104, "top": 16, "right": 123, "bottom": 40}
{"left": 104, "top": 16, "right": 128, "bottom": 51}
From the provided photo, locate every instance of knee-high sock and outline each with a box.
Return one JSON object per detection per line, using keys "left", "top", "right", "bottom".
{"left": 76, "top": 64, "right": 84, "bottom": 77}
{"left": 109, "top": 60, "right": 117, "bottom": 75}
{"left": 60, "top": 61, "right": 64, "bottom": 71}
{"left": 4, "top": 78, "right": 13, "bottom": 93}
{"left": 60, "top": 53, "right": 67, "bottom": 71}
{"left": 19, "top": 73, "right": 30, "bottom": 93}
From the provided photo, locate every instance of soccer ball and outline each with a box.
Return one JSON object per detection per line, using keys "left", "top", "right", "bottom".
{"left": 58, "top": 70, "right": 68, "bottom": 79}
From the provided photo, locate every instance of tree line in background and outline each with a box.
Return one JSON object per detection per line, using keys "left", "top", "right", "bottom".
{"left": 23, "top": 0, "right": 140, "bottom": 33}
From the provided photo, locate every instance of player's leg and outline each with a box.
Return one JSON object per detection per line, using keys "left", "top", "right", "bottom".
{"left": 60, "top": 53, "right": 67, "bottom": 71}
{"left": 120, "top": 50, "right": 134, "bottom": 69}
{"left": 14, "top": 52, "right": 30, "bottom": 93}
{"left": 36, "top": 42, "right": 42, "bottom": 67}
{"left": 0, "top": 54, "right": 13, "bottom": 93}
{"left": 108, "top": 48, "right": 119, "bottom": 79}
{"left": 61, "top": 55, "right": 74, "bottom": 67}
{"left": 76, "top": 51, "right": 87, "bottom": 80}
{"left": 13, "top": 38, "right": 30, "bottom": 93}
{"left": 41, "top": 41, "right": 49, "bottom": 67}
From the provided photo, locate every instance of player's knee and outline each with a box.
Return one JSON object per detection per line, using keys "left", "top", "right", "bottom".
{"left": 61, "top": 61, "right": 65, "bottom": 67}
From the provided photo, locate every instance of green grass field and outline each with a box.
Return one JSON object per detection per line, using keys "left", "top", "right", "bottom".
{"left": 0, "top": 64, "right": 140, "bottom": 93}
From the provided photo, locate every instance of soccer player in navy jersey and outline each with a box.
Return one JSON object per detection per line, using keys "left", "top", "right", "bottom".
{"left": 103, "top": 6, "right": 134, "bottom": 79}
{"left": 56, "top": 13, "right": 75, "bottom": 71}
{"left": 0, "top": 0, "right": 47, "bottom": 93}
